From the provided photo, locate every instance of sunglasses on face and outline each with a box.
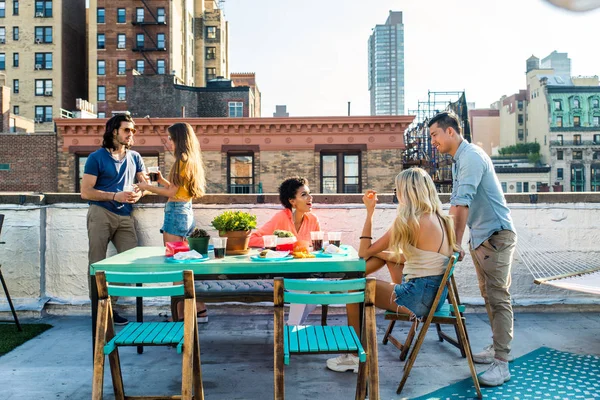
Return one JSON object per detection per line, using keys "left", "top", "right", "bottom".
{"left": 121, "top": 127, "right": 137, "bottom": 134}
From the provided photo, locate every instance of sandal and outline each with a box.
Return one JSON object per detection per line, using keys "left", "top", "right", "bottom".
{"left": 197, "top": 309, "right": 208, "bottom": 324}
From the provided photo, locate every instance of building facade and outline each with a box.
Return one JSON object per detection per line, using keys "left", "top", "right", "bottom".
{"left": 231, "top": 72, "right": 260, "bottom": 117}
{"left": 88, "top": 0, "right": 228, "bottom": 118}
{"left": 469, "top": 108, "right": 500, "bottom": 156}
{"left": 1, "top": 0, "right": 86, "bottom": 131}
{"left": 368, "top": 11, "right": 404, "bottom": 116}
{"left": 540, "top": 51, "right": 571, "bottom": 77}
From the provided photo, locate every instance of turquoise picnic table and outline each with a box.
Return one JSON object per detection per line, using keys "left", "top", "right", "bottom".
{"left": 90, "top": 246, "right": 366, "bottom": 353}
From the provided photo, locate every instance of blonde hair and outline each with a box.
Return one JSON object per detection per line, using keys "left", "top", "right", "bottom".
{"left": 167, "top": 122, "right": 206, "bottom": 198}
{"left": 389, "top": 167, "right": 459, "bottom": 259}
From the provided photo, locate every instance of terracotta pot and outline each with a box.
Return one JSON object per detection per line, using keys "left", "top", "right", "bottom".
{"left": 219, "top": 230, "right": 251, "bottom": 252}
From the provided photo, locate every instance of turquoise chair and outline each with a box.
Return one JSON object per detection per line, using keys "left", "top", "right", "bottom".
{"left": 273, "top": 277, "right": 379, "bottom": 400}
{"left": 92, "top": 270, "right": 204, "bottom": 400}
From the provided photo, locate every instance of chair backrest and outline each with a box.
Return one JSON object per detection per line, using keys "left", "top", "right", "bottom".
{"left": 0, "top": 214, "right": 4, "bottom": 241}
{"left": 275, "top": 278, "right": 372, "bottom": 306}
{"left": 95, "top": 270, "right": 195, "bottom": 300}
{"left": 428, "top": 252, "right": 459, "bottom": 314}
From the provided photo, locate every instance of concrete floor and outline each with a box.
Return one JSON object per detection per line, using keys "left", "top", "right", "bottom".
{"left": 1, "top": 309, "right": 599, "bottom": 400}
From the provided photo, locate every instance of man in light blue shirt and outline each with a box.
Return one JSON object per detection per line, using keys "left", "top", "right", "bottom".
{"left": 429, "top": 111, "right": 517, "bottom": 387}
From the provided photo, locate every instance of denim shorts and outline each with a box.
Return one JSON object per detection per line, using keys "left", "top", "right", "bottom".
{"left": 160, "top": 201, "right": 195, "bottom": 237}
{"left": 393, "top": 274, "right": 447, "bottom": 318}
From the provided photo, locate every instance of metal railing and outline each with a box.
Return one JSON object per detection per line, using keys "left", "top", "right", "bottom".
{"left": 550, "top": 140, "right": 600, "bottom": 147}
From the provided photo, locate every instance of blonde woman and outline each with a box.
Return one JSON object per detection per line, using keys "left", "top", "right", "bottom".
{"left": 137, "top": 122, "right": 207, "bottom": 320}
{"left": 327, "top": 167, "right": 459, "bottom": 373}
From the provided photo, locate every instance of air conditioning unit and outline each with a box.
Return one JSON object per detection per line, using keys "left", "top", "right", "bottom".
{"left": 44, "top": 90, "right": 52, "bottom": 96}
{"left": 35, "top": 11, "right": 44, "bottom": 17}
{"left": 35, "top": 117, "right": 43, "bottom": 123}
{"left": 0, "top": 38, "right": 5, "bottom": 44}
{"left": 35, "top": 64, "right": 42, "bottom": 70}
{"left": 35, "top": 38, "right": 42, "bottom": 44}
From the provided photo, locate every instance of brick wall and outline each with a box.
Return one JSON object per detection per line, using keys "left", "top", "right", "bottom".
{"left": 0, "top": 133, "right": 57, "bottom": 191}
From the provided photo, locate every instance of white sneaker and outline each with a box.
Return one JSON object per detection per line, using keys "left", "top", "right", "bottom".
{"left": 472, "top": 344, "right": 514, "bottom": 364}
{"left": 326, "top": 354, "right": 359, "bottom": 373}
{"left": 478, "top": 359, "right": 511, "bottom": 386}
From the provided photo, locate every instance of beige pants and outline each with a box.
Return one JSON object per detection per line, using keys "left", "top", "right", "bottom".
{"left": 470, "top": 230, "right": 517, "bottom": 360}
{"left": 87, "top": 204, "right": 138, "bottom": 304}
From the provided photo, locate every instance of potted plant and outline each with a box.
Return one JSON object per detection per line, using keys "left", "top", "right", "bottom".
{"left": 187, "top": 227, "right": 211, "bottom": 256}
{"left": 211, "top": 210, "right": 257, "bottom": 253}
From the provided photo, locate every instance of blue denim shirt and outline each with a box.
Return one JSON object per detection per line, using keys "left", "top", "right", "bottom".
{"left": 450, "top": 140, "right": 515, "bottom": 249}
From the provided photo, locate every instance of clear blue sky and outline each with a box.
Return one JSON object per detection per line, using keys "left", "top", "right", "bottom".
{"left": 224, "top": 0, "right": 599, "bottom": 117}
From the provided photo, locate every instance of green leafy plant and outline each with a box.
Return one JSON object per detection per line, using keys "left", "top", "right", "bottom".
{"left": 188, "top": 228, "right": 209, "bottom": 238}
{"left": 211, "top": 210, "right": 257, "bottom": 233}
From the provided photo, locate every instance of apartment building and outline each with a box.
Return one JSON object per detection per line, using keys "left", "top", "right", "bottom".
{"left": 1, "top": 0, "right": 86, "bottom": 131}
{"left": 89, "top": 0, "right": 228, "bottom": 118}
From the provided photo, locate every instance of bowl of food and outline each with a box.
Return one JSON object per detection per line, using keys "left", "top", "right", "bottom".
{"left": 273, "top": 230, "right": 296, "bottom": 251}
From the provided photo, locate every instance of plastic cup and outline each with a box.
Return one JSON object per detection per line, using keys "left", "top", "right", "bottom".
{"left": 123, "top": 184, "right": 134, "bottom": 193}
{"left": 148, "top": 166, "right": 159, "bottom": 185}
{"left": 212, "top": 237, "right": 227, "bottom": 259}
{"left": 310, "top": 231, "right": 325, "bottom": 251}
{"left": 263, "top": 235, "right": 277, "bottom": 250}
{"left": 327, "top": 232, "right": 342, "bottom": 248}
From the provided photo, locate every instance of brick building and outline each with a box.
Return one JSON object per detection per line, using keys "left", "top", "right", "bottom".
{"left": 128, "top": 74, "right": 257, "bottom": 118}
{"left": 54, "top": 115, "right": 413, "bottom": 194}
{"left": 231, "top": 72, "right": 261, "bottom": 117}
{"left": 0, "top": 133, "right": 57, "bottom": 191}
{"left": 89, "top": 0, "right": 228, "bottom": 118}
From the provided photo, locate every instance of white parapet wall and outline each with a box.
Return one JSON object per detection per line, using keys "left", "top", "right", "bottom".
{"left": 1, "top": 196, "right": 599, "bottom": 313}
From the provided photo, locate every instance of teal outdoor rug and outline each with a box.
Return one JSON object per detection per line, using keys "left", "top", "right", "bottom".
{"left": 412, "top": 347, "right": 600, "bottom": 400}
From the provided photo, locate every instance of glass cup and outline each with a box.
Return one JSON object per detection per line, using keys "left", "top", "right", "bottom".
{"left": 147, "top": 166, "right": 160, "bottom": 185}
{"left": 327, "top": 232, "right": 342, "bottom": 248}
{"left": 122, "top": 184, "right": 134, "bottom": 193}
{"left": 310, "top": 231, "right": 325, "bottom": 251}
{"left": 263, "top": 235, "right": 277, "bottom": 251}
{"left": 212, "top": 237, "right": 227, "bottom": 259}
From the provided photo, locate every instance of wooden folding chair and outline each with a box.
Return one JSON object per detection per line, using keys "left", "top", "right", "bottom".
{"left": 396, "top": 254, "right": 481, "bottom": 398}
{"left": 92, "top": 270, "right": 204, "bottom": 400}
{"left": 382, "top": 274, "right": 467, "bottom": 360}
{"left": 0, "top": 214, "right": 22, "bottom": 331}
{"left": 274, "top": 277, "right": 379, "bottom": 400}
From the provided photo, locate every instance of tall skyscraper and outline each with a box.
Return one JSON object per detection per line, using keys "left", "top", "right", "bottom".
{"left": 368, "top": 11, "right": 405, "bottom": 116}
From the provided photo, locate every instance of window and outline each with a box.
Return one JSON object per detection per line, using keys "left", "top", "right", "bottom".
{"left": 206, "top": 67, "right": 216, "bottom": 81}
{"left": 117, "top": 60, "right": 126, "bottom": 75}
{"left": 518, "top": 114, "right": 524, "bottom": 124}
{"left": 97, "top": 112, "right": 106, "bottom": 118}
{"left": 136, "top": 7, "right": 144, "bottom": 22}
{"left": 12, "top": 52, "right": 17, "bottom": 67}
{"left": 517, "top": 100, "right": 523, "bottom": 110}
{"left": 206, "top": 26, "right": 216, "bottom": 39}
{"left": 157, "top": 59, "right": 165, "bottom": 74}
{"left": 136, "top": 33, "right": 144, "bottom": 49}
{"left": 35, "top": 0, "right": 51, "bottom": 17}
{"left": 97, "top": 7, "right": 104, "bottom": 23}
{"left": 157, "top": 33, "right": 165, "bottom": 49}
{"left": 0, "top": 27, "right": 5, "bottom": 42}
{"left": 594, "top": 134, "right": 600, "bottom": 144}
{"left": 206, "top": 47, "right": 216, "bottom": 59}
{"left": 573, "top": 98, "right": 580, "bottom": 108}
{"left": 35, "top": 26, "right": 52, "bottom": 43}
{"left": 594, "top": 116, "right": 600, "bottom": 127}
{"left": 0, "top": 53, "right": 4, "bottom": 70}
{"left": 557, "top": 168, "right": 563, "bottom": 180}
{"left": 35, "top": 105, "right": 52, "bottom": 122}
{"left": 518, "top": 129, "right": 524, "bottom": 140}
{"left": 117, "top": 86, "right": 126, "bottom": 101}
{"left": 554, "top": 100, "right": 562, "bottom": 111}
{"left": 573, "top": 134, "right": 582, "bottom": 145}
{"left": 13, "top": 105, "right": 19, "bottom": 114}
{"left": 592, "top": 165, "right": 600, "bottom": 192}
{"left": 157, "top": 8, "right": 165, "bottom": 23}
{"left": 571, "top": 164, "right": 585, "bottom": 192}
{"left": 593, "top": 98, "right": 600, "bottom": 109}
{"left": 35, "top": 52, "right": 52, "bottom": 69}
{"left": 96, "top": 33, "right": 104, "bottom": 49}
{"left": 556, "top": 116, "right": 562, "bottom": 127}
{"left": 501, "top": 182, "right": 507, "bottom": 193}
{"left": 557, "top": 134, "right": 563, "bottom": 145}
{"left": 117, "top": 8, "right": 125, "bottom": 23}
{"left": 97, "top": 85, "right": 105, "bottom": 101}
{"left": 595, "top": 151, "right": 600, "bottom": 160}
{"left": 557, "top": 150, "right": 563, "bottom": 160}
{"left": 117, "top": 33, "right": 125, "bottom": 49}
{"left": 12, "top": 26, "right": 17, "bottom": 40}
{"left": 574, "top": 116, "right": 580, "bottom": 127}
{"left": 573, "top": 150, "right": 583, "bottom": 160}
{"left": 523, "top": 182, "right": 529, "bottom": 193}
{"left": 228, "top": 101, "right": 243, "bottom": 117}
{"left": 516, "top": 182, "right": 522, "bottom": 193}
{"left": 227, "top": 152, "right": 254, "bottom": 193}
{"left": 97, "top": 60, "right": 105, "bottom": 75}
{"left": 136, "top": 60, "right": 144, "bottom": 74}
{"left": 12, "top": 79, "right": 18, "bottom": 93}
{"left": 34, "top": 79, "right": 52, "bottom": 96}
{"left": 0, "top": 1, "right": 5, "bottom": 18}
{"left": 321, "top": 152, "right": 361, "bottom": 193}
{"left": 12, "top": 0, "right": 17, "bottom": 15}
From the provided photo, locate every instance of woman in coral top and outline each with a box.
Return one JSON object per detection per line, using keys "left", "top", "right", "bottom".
{"left": 249, "top": 176, "right": 321, "bottom": 325}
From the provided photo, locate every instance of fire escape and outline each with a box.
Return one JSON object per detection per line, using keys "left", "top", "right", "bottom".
{"left": 131, "top": 0, "right": 167, "bottom": 74}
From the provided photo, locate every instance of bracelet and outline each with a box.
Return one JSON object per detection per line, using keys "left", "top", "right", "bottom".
{"left": 359, "top": 236, "right": 373, "bottom": 240}
{"left": 112, "top": 192, "right": 116, "bottom": 201}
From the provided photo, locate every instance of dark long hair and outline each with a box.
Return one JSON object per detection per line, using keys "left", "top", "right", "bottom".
{"left": 102, "top": 114, "right": 135, "bottom": 150}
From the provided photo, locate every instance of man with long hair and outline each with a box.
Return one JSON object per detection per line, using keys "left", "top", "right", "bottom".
{"left": 81, "top": 114, "right": 147, "bottom": 325}
{"left": 429, "top": 111, "right": 517, "bottom": 387}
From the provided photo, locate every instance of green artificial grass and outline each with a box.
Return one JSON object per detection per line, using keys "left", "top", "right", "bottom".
{"left": 0, "top": 323, "right": 53, "bottom": 356}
